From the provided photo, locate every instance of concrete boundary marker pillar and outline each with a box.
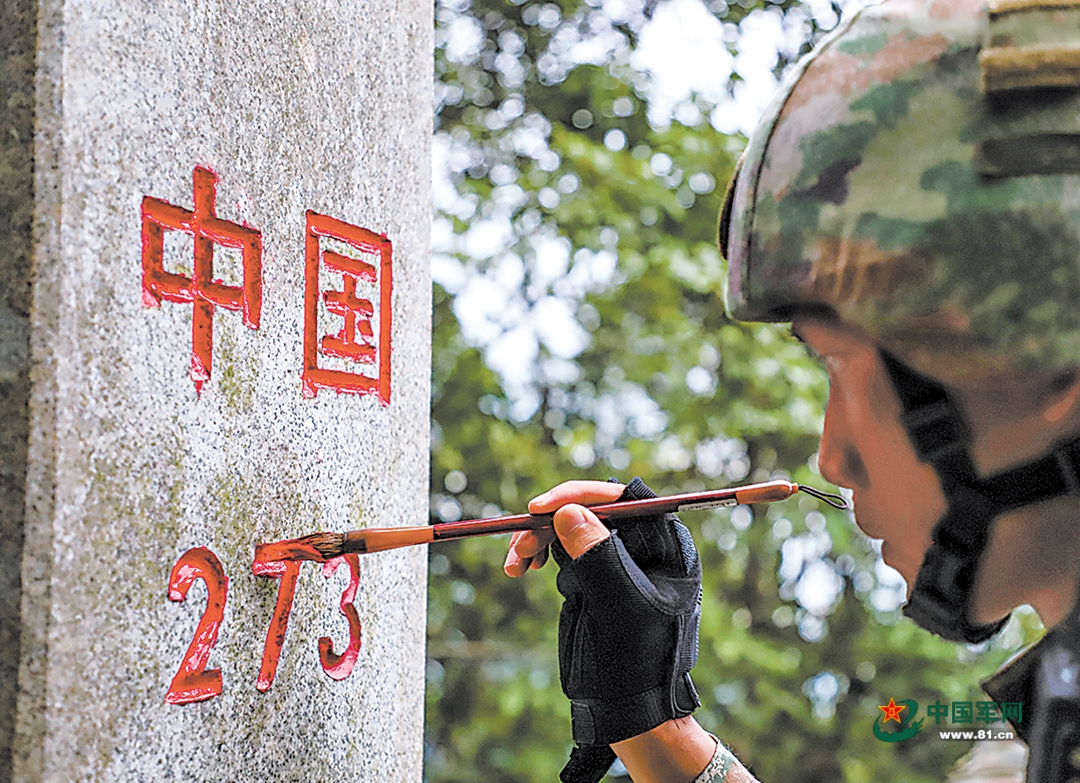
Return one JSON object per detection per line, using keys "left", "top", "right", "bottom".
{"left": 6, "top": 2, "right": 431, "bottom": 780}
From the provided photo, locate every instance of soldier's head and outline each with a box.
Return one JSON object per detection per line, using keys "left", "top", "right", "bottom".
{"left": 721, "top": 0, "right": 1080, "bottom": 639}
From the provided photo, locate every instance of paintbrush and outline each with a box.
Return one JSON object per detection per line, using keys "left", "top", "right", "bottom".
{"left": 255, "top": 480, "right": 846, "bottom": 563}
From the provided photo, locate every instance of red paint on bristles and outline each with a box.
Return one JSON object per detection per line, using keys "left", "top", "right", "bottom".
{"left": 253, "top": 537, "right": 328, "bottom": 567}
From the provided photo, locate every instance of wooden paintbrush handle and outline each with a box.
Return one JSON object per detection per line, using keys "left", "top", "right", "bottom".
{"left": 343, "top": 527, "right": 436, "bottom": 554}
{"left": 432, "top": 481, "right": 798, "bottom": 541}
{"left": 586, "top": 480, "right": 796, "bottom": 520}
{"left": 344, "top": 515, "right": 557, "bottom": 552}
{"left": 735, "top": 480, "right": 798, "bottom": 504}
{"left": 341, "top": 479, "right": 804, "bottom": 554}
{"left": 431, "top": 513, "right": 554, "bottom": 542}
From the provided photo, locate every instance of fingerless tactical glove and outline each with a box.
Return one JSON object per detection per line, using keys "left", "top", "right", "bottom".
{"left": 554, "top": 477, "right": 702, "bottom": 783}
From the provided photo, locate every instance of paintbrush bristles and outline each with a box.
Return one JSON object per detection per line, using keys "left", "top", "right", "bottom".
{"left": 301, "top": 532, "right": 346, "bottom": 560}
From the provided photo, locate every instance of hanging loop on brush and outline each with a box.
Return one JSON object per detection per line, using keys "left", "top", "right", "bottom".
{"left": 797, "top": 484, "right": 848, "bottom": 509}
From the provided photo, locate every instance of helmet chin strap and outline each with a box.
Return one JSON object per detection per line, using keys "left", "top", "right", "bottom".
{"left": 881, "top": 352, "right": 1080, "bottom": 777}
{"left": 878, "top": 351, "right": 1080, "bottom": 644}
{"left": 882, "top": 352, "right": 1080, "bottom": 781}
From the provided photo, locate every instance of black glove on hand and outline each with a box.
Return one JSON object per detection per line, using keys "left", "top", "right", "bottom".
{"left": 554, "top": 477, "right": 702, "bottom": 783}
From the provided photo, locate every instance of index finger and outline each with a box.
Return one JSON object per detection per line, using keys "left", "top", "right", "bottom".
{"left": 528, "top": 480, "right": 626, "bottom": 515}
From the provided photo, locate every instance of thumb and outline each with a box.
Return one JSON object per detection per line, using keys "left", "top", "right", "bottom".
{"left": 554, "top": 504, "right": 611, "bottom": 560}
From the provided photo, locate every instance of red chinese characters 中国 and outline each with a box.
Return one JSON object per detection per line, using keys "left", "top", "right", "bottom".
{"left": 140, "top": 166, "right": 262, "bottom": 393}
{"left": 302, "top": 211, "right": 392, "bottom": 405}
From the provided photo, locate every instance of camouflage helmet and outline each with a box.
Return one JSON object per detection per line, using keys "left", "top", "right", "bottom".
{"left": 721, "top": 0, "right": 1080, "bottom": 384}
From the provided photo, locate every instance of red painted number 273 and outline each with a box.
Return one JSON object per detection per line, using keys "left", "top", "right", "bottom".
{"left": 165, "top": 546, "right": 361, "bottom": 704}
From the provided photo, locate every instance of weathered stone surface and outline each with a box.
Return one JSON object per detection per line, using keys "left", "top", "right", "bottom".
{"left": 13, "top": 1, "right": 431, "bottom": 780}
{"left": 0, "top": 1, "right": 37, "bottom": 780}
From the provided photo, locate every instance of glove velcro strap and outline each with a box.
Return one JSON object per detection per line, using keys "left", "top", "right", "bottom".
{"left": 560, "top": 745, "right": 617, "bottom": 783}
{"left": 571, "top": 673, "right": 700, "bottom": 745}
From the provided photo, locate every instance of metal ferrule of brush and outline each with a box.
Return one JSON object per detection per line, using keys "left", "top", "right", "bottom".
{"left": 342, "top": 530, "right": 370, "bottom": 554}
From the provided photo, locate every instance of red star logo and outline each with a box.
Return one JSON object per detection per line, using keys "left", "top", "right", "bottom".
{"left": 878, "top": 698, "right": 905, "bottom": 724}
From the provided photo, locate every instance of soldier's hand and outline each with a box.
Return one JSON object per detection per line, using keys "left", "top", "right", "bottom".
{"left": 503, "top": 480, "right": 624, "bottom": 577}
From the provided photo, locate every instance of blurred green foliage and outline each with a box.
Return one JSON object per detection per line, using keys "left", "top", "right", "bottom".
{"left": 426, "top": 1, "right": 1042, "bottom": 781}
